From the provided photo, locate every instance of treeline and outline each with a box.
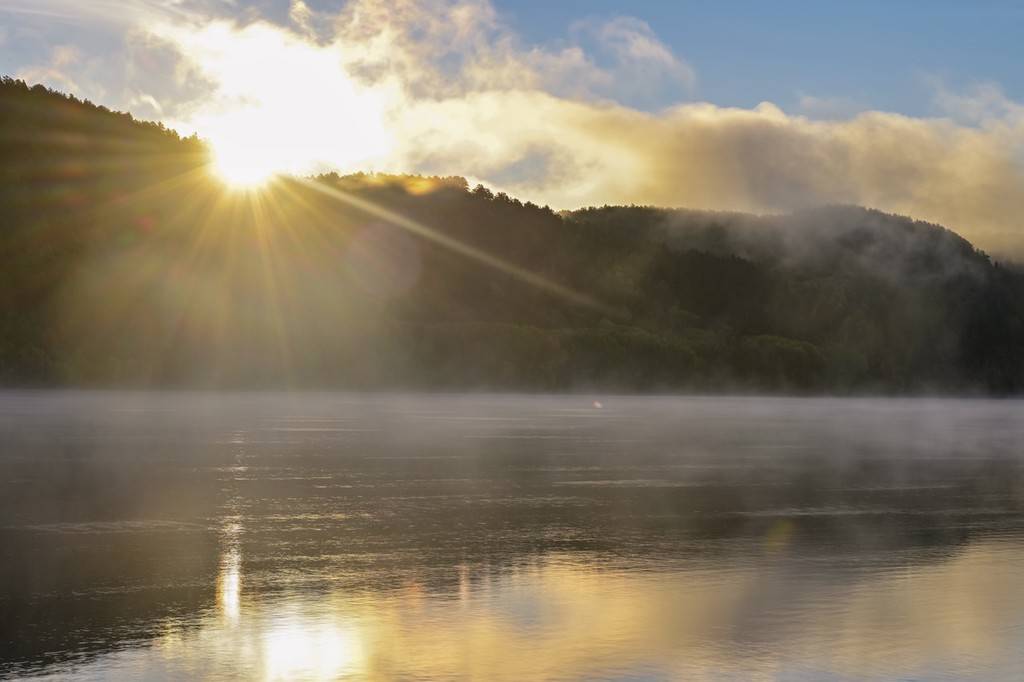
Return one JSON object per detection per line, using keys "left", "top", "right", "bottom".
{"left": 2, "top": 77, "right": 1024, "bottom": 393}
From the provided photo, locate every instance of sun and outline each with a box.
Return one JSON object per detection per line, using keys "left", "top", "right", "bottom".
{"left": 203, "top": 95, "right": 393, "bottom": 188}
{"left": 204, "top": 106, "right": 292, "bottom": 188}
{"left": 159, "top": 21, "right": 395, "bottom": 189}
{"left": 211, "top": 138, "right": 281, "bottom": 188}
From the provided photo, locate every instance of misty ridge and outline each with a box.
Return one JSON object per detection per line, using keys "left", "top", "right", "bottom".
{"left": 2, "top": 77, "right": 1024, "bottom": 393}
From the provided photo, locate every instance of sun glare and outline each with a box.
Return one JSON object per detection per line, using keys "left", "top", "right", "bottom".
{"left": 164, "top": 22, "right": 397, "bottom": 190}
{"left": 212, "top": 139, "right": 280, "bottom": 188}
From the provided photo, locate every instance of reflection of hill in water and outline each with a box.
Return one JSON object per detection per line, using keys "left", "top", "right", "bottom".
{"left": 2, "top": 393, "right": 1024, "bottom": 677}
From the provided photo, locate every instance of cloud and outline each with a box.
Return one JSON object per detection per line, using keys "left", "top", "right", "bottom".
{"left": 796, "top": 93, "right": 864, "bottom": 119}
{"left": 582, "top": 16, "right": 696, "bottom": 98}
{"left": 288, "top": 0, "right": 315, "bottom": 34}
{"left": 308, "top": 0, "right": 693, "bottom": 107}
{"left": 932, "top": 80, "right": 1024, "bottom": 127}
{"left": 8, "top": 0, "right": 1024, "bottom": 258}
{"left": 0, "top": 0, "right": 186, "bottom": 25}
{"left": 16, "top": 44, "right": 84, "bottom": 92}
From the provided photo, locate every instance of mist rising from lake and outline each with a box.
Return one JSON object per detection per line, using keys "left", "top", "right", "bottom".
{"left": 2, "top": 392, "right": 1024, "bottom": 680}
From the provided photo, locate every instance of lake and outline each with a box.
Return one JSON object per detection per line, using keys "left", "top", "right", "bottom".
{"left": 2, "top": 392, "right": 1024, "bottom": 680}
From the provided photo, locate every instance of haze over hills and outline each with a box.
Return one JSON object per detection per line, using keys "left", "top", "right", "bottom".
{"left": 2, "top": 77, "right": 1023, "bottom": 393}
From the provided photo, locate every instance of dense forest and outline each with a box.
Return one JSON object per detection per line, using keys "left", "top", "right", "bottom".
{"left": 2, "top": 77, "right": 1024, "bottom": 393}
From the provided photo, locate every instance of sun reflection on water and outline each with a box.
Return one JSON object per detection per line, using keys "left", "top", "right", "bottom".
{"left": 217, "top": 547, "right": 241, "bottom": 623}
{"left": 262, "top": 617, "right": 364, "bottom": 681}
{"left": 217, "top": 518, "right": 244, "bottom": 623}
{"left": 56, "top": 540, "right": 1024, "bottom": 680}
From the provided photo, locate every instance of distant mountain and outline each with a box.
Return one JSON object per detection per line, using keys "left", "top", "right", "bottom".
{"left": 2, "top": 77, "right": 1023, "bottom": 392}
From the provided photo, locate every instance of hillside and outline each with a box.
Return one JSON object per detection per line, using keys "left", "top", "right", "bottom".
{"left": 2, "top": 77, "right": 1023, "bottom": 392}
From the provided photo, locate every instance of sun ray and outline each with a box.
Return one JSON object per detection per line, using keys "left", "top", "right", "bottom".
{"left": 246, "top": 188, "right": 295, "bottom": 385}
{"left": 290, "top": 176, "right": 619, "bottom": 316}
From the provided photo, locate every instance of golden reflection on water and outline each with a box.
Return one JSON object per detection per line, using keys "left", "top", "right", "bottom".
{"left": 261, "top": 616, "right": 364, "bottom": 681}
{"left": 217, "top": 546, "right": 241, "bottom": 623}
{"left": 132, "top": 540, "right": 1024, "bottom": 680}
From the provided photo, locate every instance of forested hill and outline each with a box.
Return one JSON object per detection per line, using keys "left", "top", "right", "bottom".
{"left": 2, "top": 77, "right": 1024, "bottom": 393}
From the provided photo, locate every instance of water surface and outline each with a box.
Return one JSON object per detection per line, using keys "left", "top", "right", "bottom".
{"left": 2, "top": 392, "right": 1024, "bottom": 680}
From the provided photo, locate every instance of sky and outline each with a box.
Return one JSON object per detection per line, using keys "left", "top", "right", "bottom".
{"left": 505, "top": 0, "right": 1024, "bottom": 115}
{"left": 2, "top": 0, "right": 1024, "bottom": 255}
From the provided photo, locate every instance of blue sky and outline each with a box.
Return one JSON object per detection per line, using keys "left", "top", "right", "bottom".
{"left": 499, "top": 0, "right": 1024, "bottom": 115}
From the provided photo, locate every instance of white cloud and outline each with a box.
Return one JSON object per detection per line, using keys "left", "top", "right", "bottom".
{"left": 932, "top": 80, "right": 1024, "bottom": 127}
{"left": 16, "top": 44, "right": 83, "bottom": 92}
{"left": 796, "top": 93, "right": 864, "bottom": 119}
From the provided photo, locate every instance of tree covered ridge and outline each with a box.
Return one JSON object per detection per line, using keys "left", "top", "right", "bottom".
{"left": 2, "top": 78, "right": 1023, "bottom": 392}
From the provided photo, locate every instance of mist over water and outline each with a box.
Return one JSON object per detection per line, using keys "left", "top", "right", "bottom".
{"left": 2, "top": 392, "right": 1024, "bottom": 680}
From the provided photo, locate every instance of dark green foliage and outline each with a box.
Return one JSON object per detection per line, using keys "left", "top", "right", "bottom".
{"left": 2, "top": 78, "right": 1024, "bottom": 392}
